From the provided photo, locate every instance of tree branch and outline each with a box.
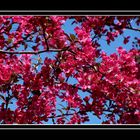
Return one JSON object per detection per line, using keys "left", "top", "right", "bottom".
{"left": 0, "top": 48, "right": 69, "bottom": 55}
{"left": 107, "top": 22, "right": 140, "bottom": 32}
{"left": 47, "top": 109, "right": 96, "bottom": 119}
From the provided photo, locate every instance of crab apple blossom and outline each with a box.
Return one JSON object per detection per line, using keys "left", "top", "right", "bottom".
{"left": 0, "top": 16, "right": 140, "bottom": 124}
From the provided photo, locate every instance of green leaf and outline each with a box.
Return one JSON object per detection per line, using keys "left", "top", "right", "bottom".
{"left": 7, "top": 38, "right": 12, "bottom": 44}
{"left": 24, "top": 44, "right": 28, "bottom": 50}
{"left": 7, "top": 25, "right": 12, "bottom": 31}
{"left": 135, "top": 55, "right": 140, "bottom": 63}
{"left": 70, "top": 34, "right": 76, "bottom": 41}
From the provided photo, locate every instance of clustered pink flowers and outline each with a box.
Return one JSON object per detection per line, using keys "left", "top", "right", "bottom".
{"left": 0, "top": 16, "right": 140, "bottom": 124}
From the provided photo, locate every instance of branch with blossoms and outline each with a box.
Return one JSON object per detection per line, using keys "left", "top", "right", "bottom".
{"left": 0, "top": 47, "right": 70, "bottom": 55}
{"left": 108, "top": 22, "right": 140, "bottom": 32}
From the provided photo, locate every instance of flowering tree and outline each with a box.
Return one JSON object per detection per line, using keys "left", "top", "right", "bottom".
{"left": 0, "top": 16, "right": 140, "bottom": 124}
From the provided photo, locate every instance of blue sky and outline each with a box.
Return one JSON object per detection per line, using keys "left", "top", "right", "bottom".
{"left": 1, "top": 17, "right": 140, "bottom": 124}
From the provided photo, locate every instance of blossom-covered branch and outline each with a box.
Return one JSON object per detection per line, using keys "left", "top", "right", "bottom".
{"left": 0, "top": 47, "right": 69, "bottom": 54}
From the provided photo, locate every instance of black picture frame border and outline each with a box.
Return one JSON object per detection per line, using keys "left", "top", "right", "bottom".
{"left": 0, "top": 10, "right": 140, "bottom": 130}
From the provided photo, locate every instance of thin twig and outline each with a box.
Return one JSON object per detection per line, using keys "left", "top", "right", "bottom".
{"left": 47, "top": 110, "right": 96, "bottom": 119}
{"left": 107, "top": 22, "right": 140, "bottom": 32}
